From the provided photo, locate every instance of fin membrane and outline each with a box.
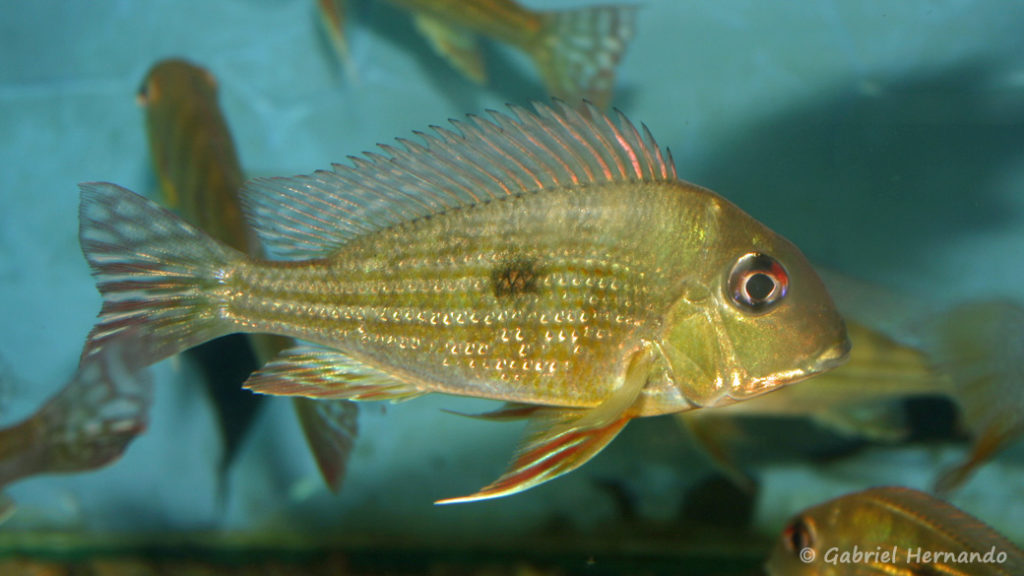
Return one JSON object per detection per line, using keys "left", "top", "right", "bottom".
{"left": 242, "top": 101, "right": 675, "bottom": 259}
{"left": 436, "top": 344, "right": 655, "bottom": 504}
{"left": 532, "top": 6, "right": 637, "bottom": 109}
{"left": 245, "top": 345, "right": 422, "bottom": 402}
{"left": 78, "top": 182, "right": 240, "bottom": 364}
{"left": 294, "top": 397, "right": 359, "bottom": 493}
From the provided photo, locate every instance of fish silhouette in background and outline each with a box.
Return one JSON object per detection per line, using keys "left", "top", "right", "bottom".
{"left": 0, "top": 341, "right": 152, "bottom": 524}
{"left": 78, "top": 101, "right": 848, "bottom": 503}
{"left": 317, "top": 0, "right": 351, "bottom": 70}
{"left": 137, "top": 59, "right": 358, "bottom": 495}
{"left": 765, "top": 486, "right": 1024, "bottom": 575}
{"left": 318, "top": 0, "right": 636, "bottom": 108}
{"left": 923, "top": 300, "right": 1024, "bottom": 494}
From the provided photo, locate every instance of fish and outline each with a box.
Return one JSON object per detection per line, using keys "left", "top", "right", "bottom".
{"left": 678, "top": 319, "right": 943, "bottom": 491}
{"left": 765, "top": 486, "right": 1024, "bottom": 575}
{"left": 317, "top": 0, "right": 350, "bottom": 70}
{"left": 923, "top": 300, "right": 1024, "bottom": 494}
{"left": 137, "top": 58, "right": 358, "bottom": 494}
{"left": 0, "top": 341, "right": 152, "bottom": 523}
{"left": 365, "top": 0, "right": 636, "bottom": 108}
{"left": 77, "top": 101, "right": 849, "bottom": 503}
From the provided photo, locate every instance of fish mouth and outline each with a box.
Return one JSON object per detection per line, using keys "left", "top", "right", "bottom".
{"left": 724, "top": 336, "right": 852, "bottom": 403}
{"left": 810, "top": 335, "right": 852, "bottom": 373}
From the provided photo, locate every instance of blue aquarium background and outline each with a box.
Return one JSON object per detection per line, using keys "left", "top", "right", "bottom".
{"left": 1, "top": 0, "right": 1022, "bottom": 555}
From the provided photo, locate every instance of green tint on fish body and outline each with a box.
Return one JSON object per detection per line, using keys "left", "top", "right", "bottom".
{"left": 78, "top": 101, "right": 849, "bottom": 503}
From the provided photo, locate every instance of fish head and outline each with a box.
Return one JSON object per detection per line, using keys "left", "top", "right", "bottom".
{"left": 764, "top": 508, "right": 823, "bottom": 575}
{"left": 658, "top": 197, "right": 849, "bottom": 408}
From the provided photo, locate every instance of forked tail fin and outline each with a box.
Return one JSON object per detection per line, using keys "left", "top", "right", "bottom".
{"left": 531, "top": 5, "right": 637, "bottom": 109}
{"left": 78, "top": 182, "right": 244, "bottom": 366}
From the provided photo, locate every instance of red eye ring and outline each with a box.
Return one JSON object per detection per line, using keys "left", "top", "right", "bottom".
{"left": 728, "top": 253, "right": 789, "bottom": 313}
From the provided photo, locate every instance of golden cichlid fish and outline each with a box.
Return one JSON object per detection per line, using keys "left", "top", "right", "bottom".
{"left": 138, "top": 58, "right": 358, "bottom": 494}
{"left": 338, "top": 0, "right": 635, "bottom": 108}
{"left": 78, "top": 101, "right": 849, "bottom": 503}
{"left": 766, "top": 486, "right": 1024, "bottom": 575}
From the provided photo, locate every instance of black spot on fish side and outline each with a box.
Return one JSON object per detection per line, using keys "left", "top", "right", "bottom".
{"left": 492, "top": 256, "right": 540, "bottom": 298}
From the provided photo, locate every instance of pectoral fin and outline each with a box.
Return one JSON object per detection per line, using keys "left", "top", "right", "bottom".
{"left": 436, "top": 344, "right": 654, "bottom": 504}
{"left": 245, "top": 346, "right": 423, "bottom": 402}
{"left": 412, "top": 14, "right": 486, "bottom": 84}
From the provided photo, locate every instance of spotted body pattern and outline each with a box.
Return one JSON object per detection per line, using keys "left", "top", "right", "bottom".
{"left": 79, "top": 102, "right": 848, "bottom": 502}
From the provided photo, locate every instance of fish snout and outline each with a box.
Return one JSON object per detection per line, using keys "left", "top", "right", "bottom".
{"left": 812, "top": 333, "right": 852, "bottom": 373}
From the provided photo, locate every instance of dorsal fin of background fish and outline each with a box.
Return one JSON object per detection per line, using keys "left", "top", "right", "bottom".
{"left": 243, "top": 101, "right": 675, "bottom": 259}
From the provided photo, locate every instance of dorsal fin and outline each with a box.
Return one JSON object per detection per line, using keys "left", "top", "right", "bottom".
{"left": 242, "top": 101, "right": 677, "bottom": 259}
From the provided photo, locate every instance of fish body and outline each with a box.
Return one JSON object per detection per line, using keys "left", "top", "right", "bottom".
{"left": 0, "top": 342, "right": 152, "bottom": 523}
{"left": 138, "top": 59, "right": 357, "bottom": 493}
{"left": 766, "top": 486, "right": 1024, "bottom": 575}
{"left": 79, "top": 102, "right": 848, "bottom": 502}
{"left": 377, "top": 0, "right": 635, "bottom": 108}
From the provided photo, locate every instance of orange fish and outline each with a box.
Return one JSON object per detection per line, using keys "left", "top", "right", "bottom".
{"left": 767, "top": 486, "right": 1024, "bottom": 575}
{"left": 0, "top": 341, "right": 151, "bottom": 523}
{"left": 138, "top": 59, "right": 357, "bottom": 493}
{"left": 78, "top": 102, "right": 848, "bottom": 503}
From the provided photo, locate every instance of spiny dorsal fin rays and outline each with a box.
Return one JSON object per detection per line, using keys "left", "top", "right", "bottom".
{"left": 242, "top": 101, "right": 676, "bottom": 260}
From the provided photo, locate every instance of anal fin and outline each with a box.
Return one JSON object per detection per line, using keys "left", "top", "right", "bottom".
{"left": 436, "top": 343, "right": 654, "bottom": 504}
{"left": 244, "top": 346, "right": 422, "bottom": 402}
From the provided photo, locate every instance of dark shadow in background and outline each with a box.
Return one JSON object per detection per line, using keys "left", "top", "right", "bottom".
{"left": 683, "top": 62, "right": 1024, "bottom": 286}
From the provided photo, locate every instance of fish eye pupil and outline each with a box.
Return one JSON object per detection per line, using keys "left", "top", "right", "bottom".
{"left": 784, "top": 518, "right": 814, "bottom": 552}
{"left": 745, "top": 272, "right": 775, "bottom": 301}
{"left": 727, "top": 253, "right": 789, "bottom": 313}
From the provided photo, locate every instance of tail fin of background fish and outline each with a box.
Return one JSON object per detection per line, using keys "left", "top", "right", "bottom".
{"left": 79, "top": 182, "right": 243, "bottom": 365}
{"left": 923, "top": 300, "right": 1024, "bottom": 493}
{"left": 530, "top": 5, "right": 636, "bottom": 109}
{"left": 0, "top": 339, "right": 152, "bottom": 523}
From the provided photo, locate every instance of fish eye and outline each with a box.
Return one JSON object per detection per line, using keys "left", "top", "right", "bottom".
{"left": 782, "top": 516, "right": 816, "bottom": 553}
{"left": 727, "top": 252, "right": 788, "bottom": 313}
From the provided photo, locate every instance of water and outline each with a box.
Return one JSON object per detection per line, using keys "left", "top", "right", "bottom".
{"left": 1, "top": 0, "right": 1022, "bottom": 573}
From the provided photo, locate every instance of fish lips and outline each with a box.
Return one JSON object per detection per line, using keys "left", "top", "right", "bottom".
{"left": 724, "top": 335, "right": 852, "bottom": 404}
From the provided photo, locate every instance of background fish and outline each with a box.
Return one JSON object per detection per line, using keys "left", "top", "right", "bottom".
{"left": 317, "top": 0, "right": 350, "bottom": 70}
{"left": 766, "top": 486, "right": 1024, "bottom": 575}
{"left": 336, "top": 0, "right": 636, "bottom": 108}
{"left": 0, "top": 341, "right": 151, "bottom": 524}
{"left": 922, "top": 300, "right": 1024, "bottom": 494}
{"left": 78, "top": 102, "right": 848, "bottom": 503}
{"left": 138, "top": 59, "right": 357, "bottom": 495}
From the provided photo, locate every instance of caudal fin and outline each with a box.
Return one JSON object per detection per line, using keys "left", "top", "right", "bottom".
{"left": 78, "top": 182, "right": 243, "bottom": 365}
{"left": 531, "top": 5, "right": 637, "bottom": 109}
{"left": 924, "top": 300, "right": 1024, "bottom": 493}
